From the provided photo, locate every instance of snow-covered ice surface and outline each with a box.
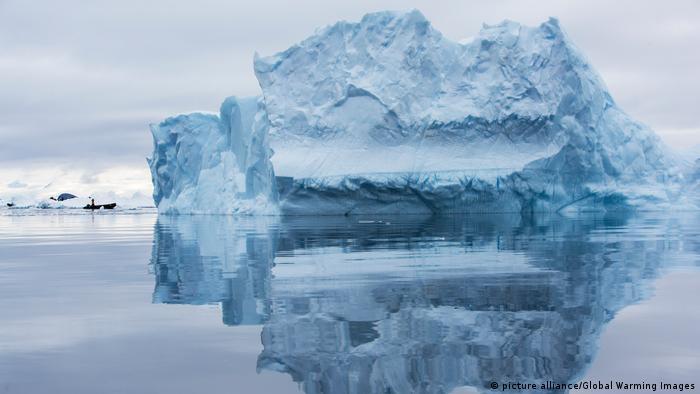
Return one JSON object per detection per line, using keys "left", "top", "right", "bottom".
{"left": 150, "top": 10, "right": 695, "bottom": 215}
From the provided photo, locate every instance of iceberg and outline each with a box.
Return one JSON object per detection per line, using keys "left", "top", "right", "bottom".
{"left": 149, "top": 10, "right": 690, "bottom": 215}
{"left": 148, "top": 97, "right": 277, "bottom": 214}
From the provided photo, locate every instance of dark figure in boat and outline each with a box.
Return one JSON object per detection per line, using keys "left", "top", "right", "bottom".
{"left": 83, "top": 196, "right": 117, "bottom": 210}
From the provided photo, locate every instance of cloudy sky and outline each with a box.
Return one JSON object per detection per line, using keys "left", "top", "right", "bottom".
{"left": 1, "top": 0, "right": 698, "bottom": 200}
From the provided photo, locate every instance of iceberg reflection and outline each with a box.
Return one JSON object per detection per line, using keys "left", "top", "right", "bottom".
{"left": 151, "top": 216, "right": 277, "bottom": 325}
{"left": 150, "top": 213, "right": 694, "bottom": 393}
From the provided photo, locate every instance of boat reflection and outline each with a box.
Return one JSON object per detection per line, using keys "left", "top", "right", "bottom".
{"left": 149, "top": 213, "right": 694, "bottom": 393}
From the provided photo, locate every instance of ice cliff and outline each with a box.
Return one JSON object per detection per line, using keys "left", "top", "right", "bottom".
{"left": 148, "top": 97, "right": 277, "bottom": 214}
{"left": 149, "top": 10, "right": 687, "bottom": 215}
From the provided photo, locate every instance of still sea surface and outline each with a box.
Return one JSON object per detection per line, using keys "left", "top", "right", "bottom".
{"left": 0, "top": 210, "right": 698, "bottom": 393}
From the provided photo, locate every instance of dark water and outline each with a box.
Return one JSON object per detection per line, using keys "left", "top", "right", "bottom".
{"left": 0, "top": 212, "right": 698, "bottom": 393}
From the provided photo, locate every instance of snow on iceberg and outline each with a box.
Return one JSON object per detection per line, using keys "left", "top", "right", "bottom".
{"left": 148, "top": 97, "right": 277, "bottom": 214}
{"left": 150, "top": 10, "right": 690, "bottom": 215}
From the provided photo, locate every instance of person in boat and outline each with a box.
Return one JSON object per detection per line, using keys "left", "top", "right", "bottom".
{"left": 91, "top": 197, "right": 96, "bottom": 208}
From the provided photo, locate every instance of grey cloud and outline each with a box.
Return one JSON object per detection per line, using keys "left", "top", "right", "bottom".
{"left": 80, "top": 172, "right": 99, "bottom": 184}
{"left": 7, "top": 180, "right": 27, "bottom": 189}
{"left": 0, "top": 0, "right": 698, "bottom": 176}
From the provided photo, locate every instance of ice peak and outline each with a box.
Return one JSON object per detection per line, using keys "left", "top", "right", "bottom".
{"left": 359, "top": 8, "right": 428, "bottom": 25}
{"left": 338, "top": 9, "right": 436, "bottom": 43}
{"left": 480, "top": 19, "right": 521, "bottom": 34}
{"left": 538, "top": 17, "right": 567, "bottom": 40}
{"left": 477, "top": 16, "right": 569, "bottom": 46}
{"left": 543, "top": 16, "right": 562, "bottom": 28}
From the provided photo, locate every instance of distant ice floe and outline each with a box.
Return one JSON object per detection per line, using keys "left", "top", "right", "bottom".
{"left": 1, "top": 192, "right": 155, "bottom": 214}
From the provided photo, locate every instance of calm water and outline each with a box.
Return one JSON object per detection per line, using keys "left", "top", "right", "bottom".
{"left": 0, "top": 211, "right": 699, "bottom": 394}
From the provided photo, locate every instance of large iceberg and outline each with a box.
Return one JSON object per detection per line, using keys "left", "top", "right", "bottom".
{"left": 149, "top": 10, "right": 688, "bottom": 215}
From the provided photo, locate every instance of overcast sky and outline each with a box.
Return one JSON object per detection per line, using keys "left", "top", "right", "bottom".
{"left": 1, "top": 0, "right": 698, "bottom": 198}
